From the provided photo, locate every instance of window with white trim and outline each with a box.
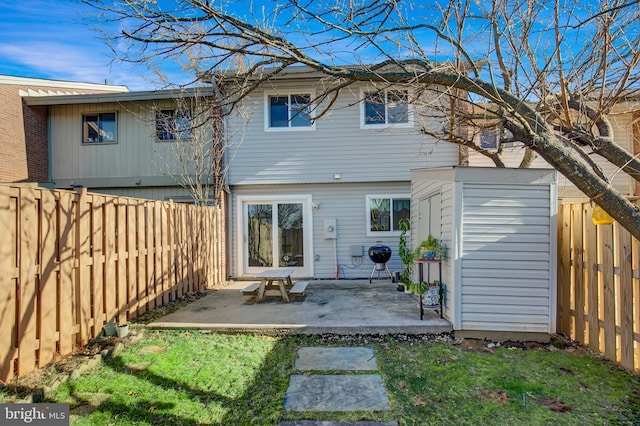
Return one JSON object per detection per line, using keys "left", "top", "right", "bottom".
{"left": 265, "top": 92, "right": 314, "bottom": 130}
{"left": 366, "top": 195, "right": 411, "bottom": 235}
{"left": 156, "top": 109, "right": 192, "bottom": 141}
{"left": 362, "top": 89, "right": 410, "bottom": 127}
{"left": 82, "top": 112, "right": 117, "bottom": 144}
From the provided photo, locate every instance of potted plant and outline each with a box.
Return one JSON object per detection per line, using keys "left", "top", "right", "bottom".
{"left": 418, "top": 234, "right": 441, "bottom": 260}
{"left": 406, "top": 280, "right": 429, "bottom": 295}
{"left": 397, "top": 218, "right": 414, "bottom": 291}
{"left": 423, "top": 280, "right": 441, "bottom": 306}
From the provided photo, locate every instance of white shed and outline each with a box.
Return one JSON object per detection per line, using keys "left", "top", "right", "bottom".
{"left": 410, "top": 167, "right": 558, "bottom": 340}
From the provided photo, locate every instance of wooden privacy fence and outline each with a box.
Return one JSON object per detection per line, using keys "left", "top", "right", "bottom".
{"left": 557, "top": 201, "right": 640, "bottom": 372}
{"left": 0, "top": 185, "right": 224, "bottom": 382}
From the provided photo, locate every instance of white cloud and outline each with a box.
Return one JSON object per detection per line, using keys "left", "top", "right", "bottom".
{"left": 0, "top": 40, "right": 182, "bottom": 90}
{"left": 0, "top": 1, "right": 209, "bottom": 91}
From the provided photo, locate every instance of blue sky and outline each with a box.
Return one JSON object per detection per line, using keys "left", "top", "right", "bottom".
{"left": 0, "top": 1, "right": 160, "bottom": 90}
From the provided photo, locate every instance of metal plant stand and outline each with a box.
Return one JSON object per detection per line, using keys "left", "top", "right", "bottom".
{"left": 413, "top": 259, "right": 443, "bottom": 320}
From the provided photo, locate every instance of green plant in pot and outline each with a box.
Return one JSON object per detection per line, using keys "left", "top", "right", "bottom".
{"left": 397, "top": 218, "right": 414, "bottom": 290}
{"left": 418, "top": 234, "right": 441, "bottom": 260}
{"left": 406, "top": 280, "right": 428, "bottom": 295}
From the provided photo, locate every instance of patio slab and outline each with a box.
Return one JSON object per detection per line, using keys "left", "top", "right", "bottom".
{"left": 148, "top": 280, "right": 452, "bottom": 335}
{"left": 295, "top": 347, "right": 378, "bottom": 371}
{"left": 284, "top": 375, "right": 390, "bottom": 411}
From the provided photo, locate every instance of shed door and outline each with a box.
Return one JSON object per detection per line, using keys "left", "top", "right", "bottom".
{"left": 418, "top": 192, "right": 441, "bottom": 243}
{"left": 417, "top": 192, "right": 441, "bottom": 280}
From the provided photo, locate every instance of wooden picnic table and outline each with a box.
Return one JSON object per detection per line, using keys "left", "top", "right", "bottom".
{"left": 256, "top": 269, "right": 294, "bottom": 302}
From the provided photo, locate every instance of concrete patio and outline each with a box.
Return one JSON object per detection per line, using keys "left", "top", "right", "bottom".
{"left": 148, "top": 280, "right": 452, "bottom": 335}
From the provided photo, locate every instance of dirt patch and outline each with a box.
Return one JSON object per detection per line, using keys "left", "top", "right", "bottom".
{"left": 454, "top": 335, "right": 585, "bottom": 355}
{"left": 479, "top": 389, "right": 511, "bottom": 405}
{"left": 137, "top": 345, "right": 167, "bottom": 355}
{"left": 413, "top": 394, "right": 440, "bottom": 406}
{"left": 539, "top": 396, "right": 571, "bottom": 412}
{"left": 457, "top": 338, "right": 497, "bottom": 353}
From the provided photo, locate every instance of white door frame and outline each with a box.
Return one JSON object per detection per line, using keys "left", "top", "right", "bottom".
{"left": 236, "top": 194, "right": 314, "bottom": 278}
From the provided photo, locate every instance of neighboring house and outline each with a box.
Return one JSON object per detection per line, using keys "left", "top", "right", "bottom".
{"left": 0, "top": 75, "right": 128, "bottom": 184}
{"left": 23, "top": 88, "right": 215, "bottom": 201}
{"left": 465, "top": 103, "right": 640, "bottom": 199}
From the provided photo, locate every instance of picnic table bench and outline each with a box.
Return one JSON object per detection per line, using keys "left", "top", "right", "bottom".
{"left": 241, "top": 269, "right": 308, "bottom": 302}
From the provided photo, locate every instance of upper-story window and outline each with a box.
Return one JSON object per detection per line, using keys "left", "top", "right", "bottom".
{"left": 82, "top": 112, "right": 117, "bottom": 144}
{"left": 265, "top": 92, "right": 315, "bottom": 131}
{"left": 362, "top": 89, "right": 410, "bottom": 127}
{"left": 366, "top": 194, "right": 411, "bottom": 236}
{"left": 477, "top": 127, "right": 514, "bottom": 150}
{"left": 156, "top": 109, "right": 192, "bottom": 141}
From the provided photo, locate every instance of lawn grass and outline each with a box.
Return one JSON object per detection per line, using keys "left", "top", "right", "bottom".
{"left": 36, "top": 330, "right": 640, "bottom": 425}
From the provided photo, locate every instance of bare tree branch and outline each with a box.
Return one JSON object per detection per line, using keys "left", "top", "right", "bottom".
{"left": 81, "top": 0, "right": 640, "bottom": 238}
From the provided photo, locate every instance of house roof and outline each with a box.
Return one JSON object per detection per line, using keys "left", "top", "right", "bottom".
{"left": 207, "top": 62, "right": 473, "bottom": 84}
{"left": 1, "top": 74, "right": 129, "bottom": 95}
{"left": 22, "top": 86, "right": 214, "bottom": 106}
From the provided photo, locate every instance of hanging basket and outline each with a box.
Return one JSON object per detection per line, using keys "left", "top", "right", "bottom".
{"left": 592, "top": 205, "right": 615, "bottom": 225}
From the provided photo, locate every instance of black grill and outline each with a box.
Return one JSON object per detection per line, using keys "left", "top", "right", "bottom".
{"left": 368, "top": 244, "right": 392, "bottom": 264}
{"left": 368, "top": 243, "right": 392, "bottom": 283}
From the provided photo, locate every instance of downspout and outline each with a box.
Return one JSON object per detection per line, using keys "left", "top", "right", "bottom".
{"left": 47, "top": 105, "right": 53, "bottom": 188}
{"left": 211, "top": 75, "right": 234, "bottom": 280}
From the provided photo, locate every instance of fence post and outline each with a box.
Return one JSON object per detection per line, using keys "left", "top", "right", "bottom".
{"left": 572, "top": 204, "right": 585, "bottom": 344}
{"left": 76, "top": 188, "right": 92, "bottom": 345}
{"left": 0, "top": 186, "right": 18, "bottom": 382}
{"left": 618, "top": 226, "right": 634, "bottom": 370}
{"left": 585, "top": 203, "right": 600, "bottom": 353}
{"left": 601, "top": 225, "right": 617, "bottom": 362}
{"left": 557, "top": 204, "right": 572, "bottom": 335}
{"left": 39, "top": 189, "right": 58, "bottom": 367}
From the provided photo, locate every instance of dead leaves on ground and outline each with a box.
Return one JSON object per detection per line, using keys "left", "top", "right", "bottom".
{"left": 478, "top": 388, "right": 571, "bottom": 412}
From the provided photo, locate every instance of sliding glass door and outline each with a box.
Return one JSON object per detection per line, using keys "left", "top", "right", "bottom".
{"left": 240, "top": 196, "right": 312, "bottom": 277}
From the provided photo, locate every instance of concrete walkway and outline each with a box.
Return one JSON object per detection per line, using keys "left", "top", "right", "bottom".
{"left": 282, "top": 347, "right": 397, "bottom": 426}
{"left": 148, "top": 280, "right": 451, "bottom": 335}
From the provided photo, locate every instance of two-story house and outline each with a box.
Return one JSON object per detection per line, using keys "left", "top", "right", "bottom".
{"left": 222, "top": 67, "right": 460, "bottom": 280}
{"left": 23, "top": 87, "right": 217, "bottom": 202}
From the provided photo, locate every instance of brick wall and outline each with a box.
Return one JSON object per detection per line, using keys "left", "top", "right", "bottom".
{"left": 0, "top": 85, "right": 33, "bottom": 182}
{"left": 22, "top": 104, "right": 49, "bottom": 182}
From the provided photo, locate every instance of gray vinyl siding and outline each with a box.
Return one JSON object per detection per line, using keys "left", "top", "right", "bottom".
{"left": 90, "top": 186, "right": 192, "bottom": 201}
{"left": 460, "top": 183, "right": 553, "bottom": 332}
{"left": 467, "top": 113, "right": 635, "bottom": 198}
{"left": 231, "top": 182, "right": 411, "bottom": 279}
{"left": 48, "top": 100, "right": 209, "bottom": 185}
{"left": 226, "top": 82, "right": 459, "bottom": 185}
{"left": 411, "top": 167, "right": 557, "bottom": 333}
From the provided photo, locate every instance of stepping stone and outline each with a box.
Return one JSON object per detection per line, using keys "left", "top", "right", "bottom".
{"left": 280, "top": 421, "right": 398, "bottom": 426}
{"left": 285, "top": 374, "right": 390, "bottom": 411}
{"left": 295, "top": 347, "right": 378, "bottom": 371}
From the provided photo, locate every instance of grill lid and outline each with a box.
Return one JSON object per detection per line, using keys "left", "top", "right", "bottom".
{"left": 368, "top": 244, "right": 392, "bottom": 264}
